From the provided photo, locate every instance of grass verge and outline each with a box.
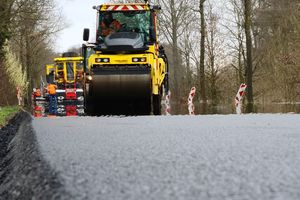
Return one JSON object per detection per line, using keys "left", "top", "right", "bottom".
{"left": 0, "top": 106, "right": 20, "bottom": 128}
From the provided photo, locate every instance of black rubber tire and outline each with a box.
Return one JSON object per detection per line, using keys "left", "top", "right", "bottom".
{"left": 152, "top": 93, "right": 161, "bottom": 115}
{"left": 140, "top": 99, "right": 151, "bottom": 115}
{"left": 85, "top": 96, "right": 95, "bottom": 116}
{"left": 84, "top": 84, "right": 94, "bottom": 116}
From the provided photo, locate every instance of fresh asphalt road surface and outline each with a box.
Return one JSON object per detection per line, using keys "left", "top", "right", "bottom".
{"left": 33, "top": 114, "right": 300, "bottom": 200}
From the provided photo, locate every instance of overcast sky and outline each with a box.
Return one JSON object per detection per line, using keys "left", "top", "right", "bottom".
{"left": 54, "top": 0, "right": 227, "bottom": 53}
{"left": 55, "top": 0, "right": 108, "bottom": 53}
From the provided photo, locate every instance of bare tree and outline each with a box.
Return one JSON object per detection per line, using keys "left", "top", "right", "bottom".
{"left": 199, "top": 0, "right": 207, "bottom": 113}
{"left": 254, "top": 0, "right": 300, "bottom": 106}
{"left": 205, "top": 3, "right": 226, "bottom": 112}
{"left": 244, "top": 0, "right": 254, "bottom": 113}
{"left": 9, "top": 0, "right": 64, "bottom": 104}
{"left": 180, "top": 24, "right": 198, "bottom": 89}
{"left": 225, "top": 0, "right": 246, "bottom": 85}
{"left": 158, "top": 0, "right": 190, "bottom": 102}
{"left": 176, "top": 4, "right": 199, "bottom": 93}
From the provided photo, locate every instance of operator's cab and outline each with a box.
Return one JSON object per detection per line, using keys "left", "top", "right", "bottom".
{"left": 46, "top": 65, "right": 55, "bottom": 84}
{"left": 54, "top": 53, "right": 84, "bottom": 88}
{"left": 96, "top": 8, "right": 155, "bottom": 53}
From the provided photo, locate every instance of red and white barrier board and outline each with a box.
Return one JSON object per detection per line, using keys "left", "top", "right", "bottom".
{"left": 188, "top": 87, "right": 196, "bottom": 115}
{"left": 106, "top": 5, "right": 146, "bottom": 11}
{"left": 235, "top": 83, "right": 247, "bottom": 114}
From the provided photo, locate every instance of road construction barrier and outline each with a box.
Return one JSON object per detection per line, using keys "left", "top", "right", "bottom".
{"left": 188, "top": 87, "right": 196, "bottom": 115}
{"left": 235, "top": 83, "right": 247, "bottom": 114}
{"left": 34, "top": 98, "right": 46, "bottom": 117}
{"left": 16, "top": 86, "right": 23, "bottom": 106}
{"left": 163, "top": 90, "right": 171, "bottom": 115}
{"left": 32, "top": 88, "right": 47, "bottom": 117}
{"left": 34, "top": 106, "right": 43, "bottom": 117}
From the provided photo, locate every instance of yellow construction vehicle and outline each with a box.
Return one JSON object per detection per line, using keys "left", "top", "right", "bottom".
{"left": 45, "top": 52, "right": 85, "bottom": 116}
{"left": 82, "top": 1, "right": 169, "bottom": 115}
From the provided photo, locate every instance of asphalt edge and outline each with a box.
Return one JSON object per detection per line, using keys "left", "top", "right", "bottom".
{"left": 0, "top": 112, "right": 72, "bottom": 199}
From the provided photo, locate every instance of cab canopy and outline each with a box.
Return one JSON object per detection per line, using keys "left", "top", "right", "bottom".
{"left": 95, "top": 3, "right": 160, "bottom": 46}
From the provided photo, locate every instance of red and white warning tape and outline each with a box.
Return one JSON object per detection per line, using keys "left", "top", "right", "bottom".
{"left": 235, "top": 83, "right": 247, "bottom": 114}
{"left": 188, "top": 87, "right": 196, "bottom": 115}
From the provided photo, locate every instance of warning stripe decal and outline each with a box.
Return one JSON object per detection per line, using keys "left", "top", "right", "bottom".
{"left": 106, "top": 5, "right": 146, "bottom": 11}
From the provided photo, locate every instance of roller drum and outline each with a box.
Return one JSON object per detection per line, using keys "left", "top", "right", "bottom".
{"left": 90, "top": 65, "right": 151, "bottom": 100}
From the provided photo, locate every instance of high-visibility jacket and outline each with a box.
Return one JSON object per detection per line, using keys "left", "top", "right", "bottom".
{"left": 47, "top": 84, "right": 57, "bottom": 95}
{"left": 101, "top": 20, "right": 121, "bottom": 37}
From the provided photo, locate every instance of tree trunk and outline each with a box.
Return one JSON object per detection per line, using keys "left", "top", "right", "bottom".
{"left": 244, "top": 0, "right": 254, "bottom": 113}
{"left": 172, "top": 34, "right": 179, "bottom": 98}
{"left": 199, "top": 0, "right": 207, "bottom": 114}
